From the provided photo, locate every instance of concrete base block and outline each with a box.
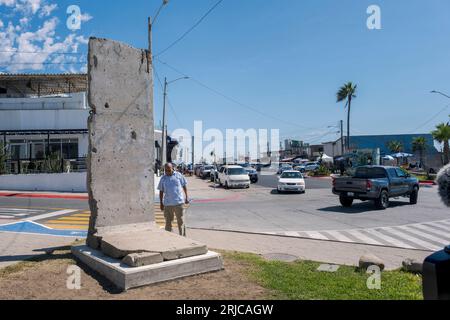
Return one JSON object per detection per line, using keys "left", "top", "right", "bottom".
{"left": 72, "top": 245, "right": 223, "bottom": 291}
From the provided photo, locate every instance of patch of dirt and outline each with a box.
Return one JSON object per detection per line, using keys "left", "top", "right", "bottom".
{"left": 0, "top": 250, "right": 269, "bottom": 300}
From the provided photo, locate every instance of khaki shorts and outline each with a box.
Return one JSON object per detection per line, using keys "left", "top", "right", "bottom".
{"left": 163, "top": 204, "right": 185, "bottom": 236}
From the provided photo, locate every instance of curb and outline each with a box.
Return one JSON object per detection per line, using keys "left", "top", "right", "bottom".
{"left": 0, "top": 192, "right": 88, "bottom": 200}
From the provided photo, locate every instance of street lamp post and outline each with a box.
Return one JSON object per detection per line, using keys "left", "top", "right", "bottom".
{"left": 431, "top": 90, "right": 450, "bottom": 100}
{"left": 161, "top": 76, "right": 189, "bottom": 168}
{"left": 148, "top": 0, "right": 170, "bottom": 175}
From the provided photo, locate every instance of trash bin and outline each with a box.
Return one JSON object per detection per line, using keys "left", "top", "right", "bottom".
{"left": 423, "top": 245, "right": 450, "bottom": 300}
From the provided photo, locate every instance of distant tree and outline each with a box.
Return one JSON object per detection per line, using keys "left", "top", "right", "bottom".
{"left": 432, "top": 123, "right": 450, "bottom": 165}
{"left": 387, "top": 141, "right": 404, "bottom": 166}
{"left": 412, "top": 137, "right": 427, "bottom": 169}
{"left": 336, "top": 82, "right": 357, "bottom": 150}
{"left": 387, "top": 141, "right": 404, "bottom": 153}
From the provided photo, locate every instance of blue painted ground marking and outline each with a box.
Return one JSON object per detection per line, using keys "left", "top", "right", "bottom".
{"left": 0, "top": 221, "right": 87, "bottom": 238}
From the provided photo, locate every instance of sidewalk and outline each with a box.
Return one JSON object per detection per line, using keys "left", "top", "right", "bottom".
{"left": 0, "top": 225, "right": 430, "bottom": 271}
{"left": 188, "top": 228, "right": 431, "bottom": 271}
{"left": 0, "top": 176, "right": 233, "bottom": 201}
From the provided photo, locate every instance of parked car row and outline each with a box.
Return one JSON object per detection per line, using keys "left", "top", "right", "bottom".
{"left": 277, "top": 162, "right": 320, "bottom": 174}
{"left": 194, "top": 163, "right": 259, "bottom": 189}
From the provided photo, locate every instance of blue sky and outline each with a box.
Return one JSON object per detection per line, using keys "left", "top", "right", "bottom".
{"left": 1, "top": 0, "right": 450, "bottom": 144}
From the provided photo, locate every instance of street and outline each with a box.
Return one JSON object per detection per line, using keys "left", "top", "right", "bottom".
{"left": 1, "top": 176, "right": 448, "bottom": 253}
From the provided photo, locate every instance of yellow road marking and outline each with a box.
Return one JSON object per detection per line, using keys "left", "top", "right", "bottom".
{"left": 57, "top": 217, "right": 89, "bottom": 221}
{"left": 44, "top": 224, "right": 88, "bottom": 230}
{"left": 43, "top": 208, "right": 177, "bottom": 230}
{"left": 46, "top": 220, "right": 89, "bottom": 225}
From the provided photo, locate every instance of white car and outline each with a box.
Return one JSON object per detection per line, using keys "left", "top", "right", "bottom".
{"left": 218, "top": 165, "right": 251, "bottom": 189}
{"left": 278, "top": 170, "right": 306, "bottom": 193}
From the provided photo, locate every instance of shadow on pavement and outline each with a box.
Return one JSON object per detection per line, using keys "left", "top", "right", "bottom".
{"left": 270, "top": 189, "right": 305, "bottom": 195}
{"left": 318, "top": 201, "right": 412, "bottom": 214}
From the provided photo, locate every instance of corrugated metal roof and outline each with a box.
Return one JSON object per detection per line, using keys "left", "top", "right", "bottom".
{"left": 0, "top": 73, "right": 88, "bottom": 95}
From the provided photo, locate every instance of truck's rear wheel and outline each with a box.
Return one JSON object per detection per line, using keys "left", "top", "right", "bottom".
{"left": 410, "top": 186, "right": 419, "bottom": 205}
{"left": 375, "top": 190, "right": 389, "bottom": 209}
{"left": 340, "top": 195, "right": 354, "bottom": 207}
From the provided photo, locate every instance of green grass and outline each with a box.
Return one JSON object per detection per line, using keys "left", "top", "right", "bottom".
{"left": 225, "top": 252, "right": 423, "bottom": 300}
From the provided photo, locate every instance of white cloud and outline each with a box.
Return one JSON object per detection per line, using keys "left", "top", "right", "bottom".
{"left": 0, "top": 0, "right": 17, "bottom": 7}
{"left": 0, "top": 0, "right": 89, "bottom": 73}
{"left": 80, "top": 13, "right": 93, "bottom": 23}
{"left": 39, "top": 3, "right": 56, "bottom": 17}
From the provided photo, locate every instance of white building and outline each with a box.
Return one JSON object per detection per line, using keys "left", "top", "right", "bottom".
{"left": 0, "top": 73, "right": 174, "bottom": 191}
{"left": 0, "top": 74, "right": 89, "bottom": 176}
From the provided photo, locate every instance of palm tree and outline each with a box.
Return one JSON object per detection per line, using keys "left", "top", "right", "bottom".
{"left": 337, "top": 82, "right": 357, "bottom": 151}
{"left": 432, "top": 123, "right": 450, "bottom": 165}
{"left": 387, "top": 140, "right": 404, "bottom": 153}
{"left": 412, "top": 137, "right": 427, "bottom": 169}
{"left": 387, "top": 141, "right": 404, "bottom": 166}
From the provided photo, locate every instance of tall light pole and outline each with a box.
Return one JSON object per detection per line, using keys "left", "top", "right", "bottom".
{"left": 148, "top": 0, "right": 169, "bottom": 58}
{"left": 161, "top": 76, "right": 189, "bottom": 167}
{"left": 431, "top": 90, "right": 450, "bottom": 100}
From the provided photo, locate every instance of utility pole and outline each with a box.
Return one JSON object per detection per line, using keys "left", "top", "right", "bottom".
{"left": 192, "top": 136, "right": 195, "bottom": 165}
{"left": 162, "top": 78, "right": 168, "bottom": 167}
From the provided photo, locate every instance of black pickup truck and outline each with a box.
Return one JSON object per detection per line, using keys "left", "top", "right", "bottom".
{"left": 332, "top": 166, "right": 420, "bottom": 209}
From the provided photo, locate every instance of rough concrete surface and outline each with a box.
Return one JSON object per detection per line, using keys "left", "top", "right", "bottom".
{"left": 87, "top": 37, "right": 154, "bottom": 237}
{"left": 122, "top": 252, "right": 163, "bottom": 268}
{"left": 72, "top": 245, "right": 223, "bottom": 291}
{"left": 99, "top": 225, "right": 207, "bottom": 261}
{"left": 82, "top": 37, "right": 212, "bottom": 284}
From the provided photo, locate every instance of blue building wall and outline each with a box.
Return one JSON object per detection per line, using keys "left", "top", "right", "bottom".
{"left": 348, "top": 134, "right": 438, "bottom": 155}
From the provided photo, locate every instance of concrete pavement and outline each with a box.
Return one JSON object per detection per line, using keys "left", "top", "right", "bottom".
{"left": 187, "top": 228, "right": 432, "bottom": 271}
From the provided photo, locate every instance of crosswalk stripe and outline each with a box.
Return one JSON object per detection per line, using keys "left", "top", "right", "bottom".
{"left": 0, "top": 208, "right": 44, "bottom": 212}
{"left": 396, "top": 226, "right": 449, "bottom": 247}
{"left": 27, "top": 209, "right": 78, "bottom": 222}
{"left": 380, "top": 228, "right": 441, "bottom": 251}
{"left": 362, "top": 229, "right": 415, "bottom": 249}
{"left": 304, "top": 231, "right": 329, "bottom": 240}
{"left": 409, "top": 224, "right": 450, "bottom": 239}
{"left": 284, "top": 231, "right": 301, "bottom": 237}
{"left": 0, "top": 211, "right": 40, "bottom": 214}
{"left": 323, "top": 231, "right": 353, "bottom": 243}
{"left": 423, "top": 221, "right": 450, "bottom": 232}
{"left": 346, "top": 230, "right": 383, "bottom": 246}
{"left": 437, "top": 220, "right": 450, "bottom": 227}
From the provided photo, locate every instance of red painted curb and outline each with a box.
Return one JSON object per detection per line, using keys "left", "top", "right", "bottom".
{"left": 192, "top": 194, "right": 241, "bottom": 204}
{"left": 419, "top": 182, "right": 436, "bottom": 186}
{"left": 0, "top": 192, "right": 88, "bottom": 200}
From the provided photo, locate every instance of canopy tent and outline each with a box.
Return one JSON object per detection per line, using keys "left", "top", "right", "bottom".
{"left": 391, "top": 153, "right": 413, "bottom": 158}
{"left": 318, "top": 154, "right": 334, "bottom": 163}
{"left": 382, "top": 155, "right": 395, "bottom": 161}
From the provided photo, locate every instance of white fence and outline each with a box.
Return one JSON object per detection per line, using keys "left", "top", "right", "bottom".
{"left": 0, "top": 173, "right": 161, "bottom": 194}
{"left": 0, "top": 172, "right": 87, "bottom": 192}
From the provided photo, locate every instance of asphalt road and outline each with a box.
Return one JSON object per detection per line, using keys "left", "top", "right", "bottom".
{"left": 0, "top": 180, "right": 448, "bottom": 252}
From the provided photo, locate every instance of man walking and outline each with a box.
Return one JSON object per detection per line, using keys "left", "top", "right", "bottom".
{"left": 158, "top": 163, "right": 190, "bottom": 236}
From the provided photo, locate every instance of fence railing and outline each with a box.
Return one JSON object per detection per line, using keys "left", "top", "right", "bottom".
{"left": 1, "top": 157, "right": 87, "bottom": 175}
